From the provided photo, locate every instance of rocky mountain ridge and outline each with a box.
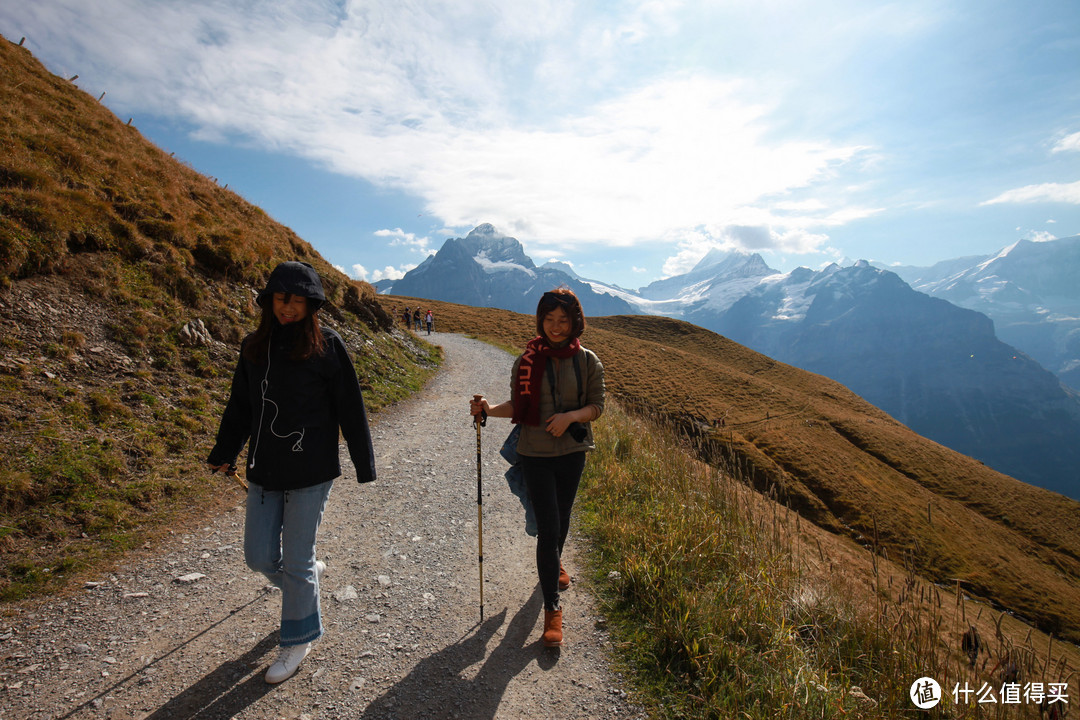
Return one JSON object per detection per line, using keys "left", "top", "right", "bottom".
{"left": 707, "top": 260, "right": 1080, "bottom": 497}
{"left": 888, "top": 235, "right": 1080, "bottom": 391}
{"left": 384, "top": 225, "right": 1080, "bottom": 497}
{"left": 379, "top": 224, "right": 635, "bottom": 316}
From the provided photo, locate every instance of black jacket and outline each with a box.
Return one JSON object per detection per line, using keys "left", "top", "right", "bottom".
{"left": 208, "top": 321, "right": 376, "bottom": 490}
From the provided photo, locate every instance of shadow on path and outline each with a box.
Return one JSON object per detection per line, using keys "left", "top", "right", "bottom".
{"left": 362, "top": 586, "right": 555, "bottom": 719}
{"left": 56, "top": 592, "right": 273, "bottom": 720}
{"left": 140, "top": 631, "right": 278, "bottom": 720}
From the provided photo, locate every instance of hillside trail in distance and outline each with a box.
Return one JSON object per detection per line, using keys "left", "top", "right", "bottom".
{"left": 0, "top": 333, "right": 643, "bottom": 720}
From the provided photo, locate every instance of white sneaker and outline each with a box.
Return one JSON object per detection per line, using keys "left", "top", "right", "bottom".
{"left": 315, "top": 560, "right": 326, "bottom": 583}
{"left": 264, "top": 642, "right": 312, "bottom": 684}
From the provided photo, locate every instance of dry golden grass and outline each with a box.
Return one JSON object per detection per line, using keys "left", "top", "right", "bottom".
{"left": 0, "top": 36, "right": 382, "bottom": 321}
{"left": 583, "top": 404, "right": 1078, "bottom": 717}
{"left": 383, "top": 295, "right": 1080, "bottom": 649}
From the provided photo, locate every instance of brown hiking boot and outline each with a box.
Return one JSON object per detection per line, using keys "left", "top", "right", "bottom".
{"left": 542, "top": 608, "right": 563, "bottom": 647}
{"left": 558, "top": 564, "right": 571, "bottom": 591}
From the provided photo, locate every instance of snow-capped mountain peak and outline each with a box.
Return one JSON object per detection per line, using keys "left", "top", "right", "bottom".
{"left": 460, "top": 224, "right": 534, "bottom": 268}
{"left": 383, "top": 225, "right": 635, "bottom": 316}
{"left": 540, "top": 260, "right": 580, "bottom": 279}
{"left": 888, "top": 234, "right": 1080, "bottom": 389}
{"left": 636, "top": 250, "right": 778, "bottom": 308}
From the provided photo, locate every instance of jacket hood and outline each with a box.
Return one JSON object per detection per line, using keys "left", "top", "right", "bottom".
{"left": 257, "top": 261, "right": 327, "bottom": 310}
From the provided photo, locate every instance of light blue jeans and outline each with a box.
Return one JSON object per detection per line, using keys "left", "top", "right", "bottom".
{"left": 245, "top": 479, "right": 333, "bottom": 647}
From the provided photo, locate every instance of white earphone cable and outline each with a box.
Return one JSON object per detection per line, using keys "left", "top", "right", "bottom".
{"left": 248, "top": 329, "right": 305, "bottom": 470}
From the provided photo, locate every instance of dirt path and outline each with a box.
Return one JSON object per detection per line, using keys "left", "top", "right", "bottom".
{"left": 0, "top": 333, "right": 643, "bottom": 720}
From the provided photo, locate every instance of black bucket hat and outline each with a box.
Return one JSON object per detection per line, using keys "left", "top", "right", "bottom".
{"left": 256, "top": 261, "right": 327, "bottom": 311}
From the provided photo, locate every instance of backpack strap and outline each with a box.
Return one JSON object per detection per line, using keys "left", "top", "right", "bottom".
{"left": 572, "top": 351, "right": 584, "bottom": 409}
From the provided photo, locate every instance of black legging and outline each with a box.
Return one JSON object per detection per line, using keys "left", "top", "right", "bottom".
{"left": 521, "top": 452, "right": 586, "bottom": 610}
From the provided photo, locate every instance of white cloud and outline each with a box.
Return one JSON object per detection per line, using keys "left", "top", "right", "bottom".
{"left": 417, "top": 76, "right": 865, "bottom": 253}
{"left": 1, "top": 2, "right": 872, "bottom": 253}
{"left": 982, "top": 181, "right": 1080, "bottom": 206}
{"left": 774, "top": 199, "right": 828, "bottom": 212}
{"left": 818, "top": 206, "right": 885, "bottom": 226}
{"left": 1052, "top": 132, "right": 1080, "bottom": 153}
{"left": 659, "top": 229, "right": 713, "bottom": 277}
{"left": 374, "top": 228, "right": 432, "bottom": 254}
{"left": 1022, "top": 230, "right": 1057, "bottom": 243}
{"left": 353, "top": 263, "right": 413, "bottom": 282}
{"left": 373, "top": 265, "right": 413, "bottom": 282}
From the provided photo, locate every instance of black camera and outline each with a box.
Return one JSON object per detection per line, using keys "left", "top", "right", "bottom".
{"left": 567, "top": 422, "right": 588, "bottom": 442}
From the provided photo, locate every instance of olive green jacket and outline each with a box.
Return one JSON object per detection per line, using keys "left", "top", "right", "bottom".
{"left": 513, "top": 346, "right": 605, "bottom": 457}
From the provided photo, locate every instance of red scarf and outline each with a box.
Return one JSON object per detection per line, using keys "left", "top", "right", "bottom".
{"left": 511, "top": 336, "right": 581, "bottom": 426}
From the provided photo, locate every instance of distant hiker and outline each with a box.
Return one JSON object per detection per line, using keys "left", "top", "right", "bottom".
{"left": 413, "top": 307, "right": 422, "bottom": 331}
{"left": 425, "top": 309, "right": 434, "bottom": 335}
{"left": 402, "top": 307, "right": 411, "bottom": 329}
{"left": 207, "top": 261, "right": 376, "bottom": 684}
{"left": 469, "top": 287, "right": 605, "bottom": 647}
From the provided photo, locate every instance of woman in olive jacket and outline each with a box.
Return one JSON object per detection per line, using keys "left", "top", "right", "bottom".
{"left": 470, "top": 287, "right": 605, "bottom": 647}
{"left": 208, "top": 261, "right": 375, "bottom": 683}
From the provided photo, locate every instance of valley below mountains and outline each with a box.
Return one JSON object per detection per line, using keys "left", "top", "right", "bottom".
{"left": 381, "top": 226, "right": 1080, "bottom": 499}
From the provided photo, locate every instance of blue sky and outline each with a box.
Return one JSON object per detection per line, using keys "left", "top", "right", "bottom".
{"left": 3, "top": 1, "right": 1079, "bottom": 289}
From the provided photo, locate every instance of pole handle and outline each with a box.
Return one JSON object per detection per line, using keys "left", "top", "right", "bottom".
{"left": 473, "top": 394, "right": 487, "bottom": 426}
{"left": 225, "top": 466, "right": 248, "bottom": 492}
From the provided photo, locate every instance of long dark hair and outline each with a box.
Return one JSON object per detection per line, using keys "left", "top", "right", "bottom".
{"left": 243, "top": 294, "right": 326, "bottom": 363}
{"left": 535, "top": 287, "right": 586, "bottom": 339}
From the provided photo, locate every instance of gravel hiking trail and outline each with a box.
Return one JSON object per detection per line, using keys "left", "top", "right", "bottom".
{"left": 0, "top": 333, "right": 643, "bottom": 720}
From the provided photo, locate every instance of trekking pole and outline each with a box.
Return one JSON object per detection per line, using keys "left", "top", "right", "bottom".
{"left": 473, "top": 395, "right": 487, "bottom": 622}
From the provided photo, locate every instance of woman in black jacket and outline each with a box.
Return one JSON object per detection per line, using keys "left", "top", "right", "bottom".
{"left": 208, "top": 261, "right": 375, "bottom": 684}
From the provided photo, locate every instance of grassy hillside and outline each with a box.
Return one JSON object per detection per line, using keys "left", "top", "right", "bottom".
{"left": 383, "top": 296, "right": 1080, "bottom": 647}
{"left": 0, "top": 36, "right": 441, "bottom": 601}
{"left": 582, "top": 403, "right": 1078, "bottom": 718}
